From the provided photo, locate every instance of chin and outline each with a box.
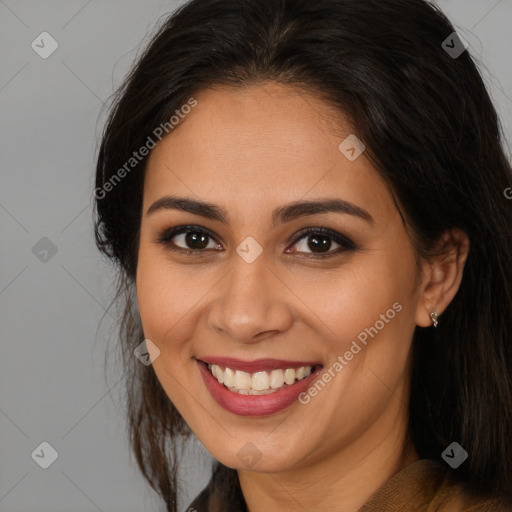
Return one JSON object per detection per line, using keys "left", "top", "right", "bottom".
{"left": 205, "top": 436, "right": 308, "bottom": 473}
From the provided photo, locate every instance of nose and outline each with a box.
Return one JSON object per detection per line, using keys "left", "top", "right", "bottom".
{"left": 207, "top": 253, "right": 294, "bottom": 344}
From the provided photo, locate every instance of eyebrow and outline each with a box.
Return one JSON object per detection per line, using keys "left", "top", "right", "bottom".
{"left": 146, "top": 195, "right": 374, "bottom": 227}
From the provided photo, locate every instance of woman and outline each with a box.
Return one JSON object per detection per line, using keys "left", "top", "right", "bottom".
{"left": 93, "top": 0, "right": 512, "bottom": 510}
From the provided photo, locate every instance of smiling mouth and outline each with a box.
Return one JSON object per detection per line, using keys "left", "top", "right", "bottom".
{"left": 200, "top": 361, "right": 322, "bottom": 395}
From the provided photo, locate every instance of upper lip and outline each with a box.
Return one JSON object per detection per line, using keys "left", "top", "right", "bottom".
{"left": 197, "top": 357, "right": 323, "bottom": 373}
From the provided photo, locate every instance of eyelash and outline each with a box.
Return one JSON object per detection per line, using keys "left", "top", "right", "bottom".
{"left": 156, "top": 224, "right": 356, "bottom": 259}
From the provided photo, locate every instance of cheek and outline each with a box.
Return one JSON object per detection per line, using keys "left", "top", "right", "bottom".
{"left": 135, "top": 244, "right": 191, "bottom": 349}
{"left": 303, "top": 249, "right": 417, "bottom": 405}
{"left": 135, "top": 248, "right": 201, "bottom": 407}
{"left": 304, "top": 253, "right": 413, "bottom": 337}
{"left": 296, "top": 257, "right": 416, "bottom": 432}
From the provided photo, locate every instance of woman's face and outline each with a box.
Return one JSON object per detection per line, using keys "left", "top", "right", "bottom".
{"left": 136, "top": 82, "right": 426, "bottom": 473}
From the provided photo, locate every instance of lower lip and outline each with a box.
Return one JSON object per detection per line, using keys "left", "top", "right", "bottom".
{"left": 197, "top": 360, "right": 322, "bottom": 416}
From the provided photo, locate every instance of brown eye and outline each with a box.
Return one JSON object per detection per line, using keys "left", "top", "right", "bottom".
{"left": 295, "top": 233, "right": 337, "bottom": 253}
{"left": 287, "top": 227, "right": 355, "bottom": 258}
{"left": 180, "top": 231, "right": 210, "bottom": 250}
{"left": 157, "top": 225, "right": 222, "bottom": 254}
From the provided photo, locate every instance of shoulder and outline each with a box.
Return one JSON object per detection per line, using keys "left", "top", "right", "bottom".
{"left": 360, "top": 459, "right": 512, "bottom": 512}
{"left": 433, "top": 465, "right": 512, "bottom": 511}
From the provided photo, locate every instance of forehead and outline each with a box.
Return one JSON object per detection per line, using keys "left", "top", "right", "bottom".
{"left": 143, "top": 82, "right": 394, "bottom": 224}
{"left": 150, "top": 82, "right": 349, "bottom": 168}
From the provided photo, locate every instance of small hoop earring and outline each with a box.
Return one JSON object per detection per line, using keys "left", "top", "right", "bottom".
{"left": 430, "top": 308, "right": 439, "bottom": 328}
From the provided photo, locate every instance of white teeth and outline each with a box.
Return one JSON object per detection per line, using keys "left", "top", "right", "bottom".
{"left": 224, "top": 367, "right": 235, "bottom": 387}
{"left": 269, "top": 369, "right": 285, "bottom": 389}
{"left": 234, "top": 370, "right": 252, "bottom": 390}
{"left": 214, "top": 365, "right": 224, "bottom": 383}
{"left": 208, "top": 363, "right": 315, "bottom": 394}
{"left": 284, "top": 368, "right": 295, "bottom": 385}
{"left": 252, "top": 371, "right": 270, "bottom": 391}
{"left": 227, "top": 386, "right": 279, "bottom": 395}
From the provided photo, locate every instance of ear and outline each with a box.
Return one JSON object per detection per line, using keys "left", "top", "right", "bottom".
{"left": 415, "top": 228, "right": 470, "bottom": 328}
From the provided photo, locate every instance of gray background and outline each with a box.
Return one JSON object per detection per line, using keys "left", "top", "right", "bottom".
{"left": 0, "top": 1, "right": 511, "bottom": 511}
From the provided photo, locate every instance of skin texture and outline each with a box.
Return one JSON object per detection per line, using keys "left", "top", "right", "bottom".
{"left": 135, "top": 82, "right": 469, "bottom": 512}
